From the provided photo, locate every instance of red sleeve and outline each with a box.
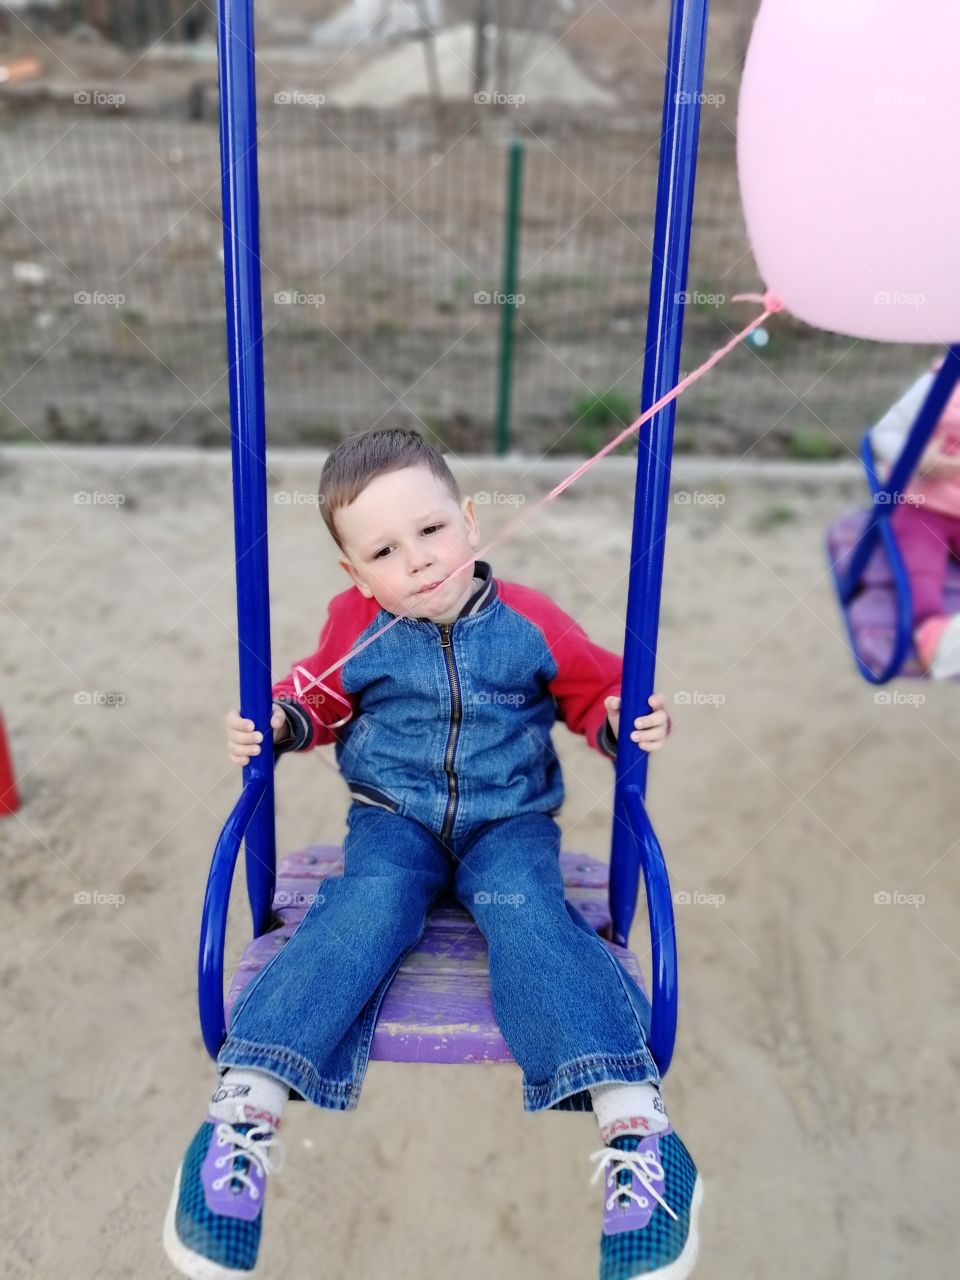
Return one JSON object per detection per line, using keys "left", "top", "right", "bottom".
{"left": 499, "top": 583, "right": 622, "bottom": 759}
{"left": 271, "top": 588, "right": 377, "bottom": 753}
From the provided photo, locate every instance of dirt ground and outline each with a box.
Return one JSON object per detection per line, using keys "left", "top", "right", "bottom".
{"left": 1, "top": 445, "right": 957, "bottom": 1279}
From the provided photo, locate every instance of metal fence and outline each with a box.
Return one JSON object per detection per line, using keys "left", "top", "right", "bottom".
{"left": 0, "top": 99, "right": 940, "bottom": 461}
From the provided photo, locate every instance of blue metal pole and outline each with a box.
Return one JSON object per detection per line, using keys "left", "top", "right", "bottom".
{"left": 609, "top": 0, "right": 710, "bottom": 949}
{"left": 216, "top": 0, "right": 276, "bottom": 936}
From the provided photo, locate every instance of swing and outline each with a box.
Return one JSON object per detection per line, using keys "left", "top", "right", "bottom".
{"left": 826, "top": 346, "right": 960, "bottom": 683}
{"left": 197, "top": 0, "right": 712, "bottom": 1089}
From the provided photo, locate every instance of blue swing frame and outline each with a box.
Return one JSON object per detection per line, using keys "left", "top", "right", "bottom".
{"left": 829, "top": 347, "right": 960, "bottom": 684}
{"left": 199, "top": 0, "right": 712, "bottom": 1077}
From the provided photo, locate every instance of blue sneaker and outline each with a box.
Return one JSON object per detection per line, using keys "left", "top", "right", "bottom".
{"left": 591, "top": 1128, "right": 703, "bottom": 1279}
{"left": 162, "top": 1104, "right": 285, "bottom": 1278}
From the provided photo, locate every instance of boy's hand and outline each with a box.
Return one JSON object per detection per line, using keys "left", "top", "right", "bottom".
{"left": 604, "top": 693, "right": 672, "bottom": 752}
{"left": 225, "top": 706, "right": 290, "bottom": 766}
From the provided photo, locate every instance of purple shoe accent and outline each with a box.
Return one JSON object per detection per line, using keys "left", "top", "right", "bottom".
{"left": 200, "top": 1114, "right": 268, "bottom": 1223}
{"left": 601, "top": 1133, "right": 670, "bottom": 1238}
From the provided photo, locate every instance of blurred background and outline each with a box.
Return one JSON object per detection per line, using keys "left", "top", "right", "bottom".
{"left": 0, "top": 0, "right": 940, "bottom": 460}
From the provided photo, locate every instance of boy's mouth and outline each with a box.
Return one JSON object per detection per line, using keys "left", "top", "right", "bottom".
{"left": 415, "top": 580, "right": 443, "bottom": 595}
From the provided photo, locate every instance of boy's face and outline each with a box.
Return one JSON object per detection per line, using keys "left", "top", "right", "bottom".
{"left": 335, "top": 465, "right": 482, "bottom": 619}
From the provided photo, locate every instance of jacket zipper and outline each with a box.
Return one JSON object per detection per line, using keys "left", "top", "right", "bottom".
{"left": 438, "top": 622, "right": 462, "bottom": 841}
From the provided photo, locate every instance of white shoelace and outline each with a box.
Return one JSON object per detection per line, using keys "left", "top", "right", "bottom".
{"left": 589, "top": 1146, "right": 678, "bottom": 1221}
{"left": 212, "top": 1121, "right": 286, "bottom": 1200}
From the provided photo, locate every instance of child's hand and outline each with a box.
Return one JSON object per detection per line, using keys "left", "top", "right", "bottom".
{"left": 225, "top": 706, "right": 290, "bottom": 766}
{"left": 604, "top": 693, "right": 672, "bottom": 752}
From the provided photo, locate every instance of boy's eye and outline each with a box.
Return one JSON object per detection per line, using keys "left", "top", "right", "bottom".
{"left": 372, "top": 524, "right": 443, "bottom": 559}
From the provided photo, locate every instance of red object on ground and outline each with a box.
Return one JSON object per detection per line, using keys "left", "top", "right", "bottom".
{"left": 0, "top": 716, "right": 19, "bottom": 815}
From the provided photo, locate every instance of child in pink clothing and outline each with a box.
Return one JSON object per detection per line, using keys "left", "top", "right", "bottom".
{"left": 870, "top": 355, "right": 960, "bottom": 677}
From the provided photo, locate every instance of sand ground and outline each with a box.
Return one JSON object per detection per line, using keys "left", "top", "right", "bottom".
{"left": 1, "top": 448, "right": 957, "bottom": 1279}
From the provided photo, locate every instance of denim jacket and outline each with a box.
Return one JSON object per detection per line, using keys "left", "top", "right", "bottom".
{"left": 272, "top": 560, "right": 622, "bottom": 842}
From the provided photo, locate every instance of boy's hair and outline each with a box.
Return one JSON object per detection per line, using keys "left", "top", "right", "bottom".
{"left": 318, "top": 429, "right": 461, "bottom": 553}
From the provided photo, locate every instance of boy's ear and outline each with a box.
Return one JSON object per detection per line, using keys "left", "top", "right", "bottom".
{"left": 339, "top": 556, "right": 374, "bottom": 597}
{"left": 462, "top": 495, "right": 482, "bottom": 548}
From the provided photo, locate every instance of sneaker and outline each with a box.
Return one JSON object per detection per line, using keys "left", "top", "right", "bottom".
{"left": 591, "top": 1128, "right": 703, "bottom": 1279}
{"left": 162, "top": 1104, "right": 285, "bottom": 1278}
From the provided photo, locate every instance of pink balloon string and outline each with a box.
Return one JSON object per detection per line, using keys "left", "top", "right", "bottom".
{"left": 299, "top": 291, "right": 785, "bottom": 726}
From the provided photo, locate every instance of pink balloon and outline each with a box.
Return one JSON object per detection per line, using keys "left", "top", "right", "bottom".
{"left": 737, "top": 0, "right": 960, "bottom": 343}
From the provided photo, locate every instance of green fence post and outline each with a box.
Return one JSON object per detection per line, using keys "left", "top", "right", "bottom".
{"left": 495, "top": 135, "right": 524, "bottom": 456}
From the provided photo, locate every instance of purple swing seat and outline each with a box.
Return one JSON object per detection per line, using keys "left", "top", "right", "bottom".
{"left": 225, "top": 846, "right": 647, "bottom": 1065}
{"left": 827, "top": 508, "right": 960, "bottom": 679}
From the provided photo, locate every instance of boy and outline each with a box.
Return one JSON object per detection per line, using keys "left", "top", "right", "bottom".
{"left": 164, "top": 430, "right": 702, "bottom": 1280}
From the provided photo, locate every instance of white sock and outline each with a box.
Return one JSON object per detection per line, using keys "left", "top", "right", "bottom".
{"left": 208, "top": 1067, "right": 289, "bottom": 1130}
{"left": 590, "top": 1081, "right": 670, "bottom": 1143}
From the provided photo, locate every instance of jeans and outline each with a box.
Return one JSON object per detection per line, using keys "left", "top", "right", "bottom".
{"left": 217, "top": 804, "right": 660, "bottom": 1112}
